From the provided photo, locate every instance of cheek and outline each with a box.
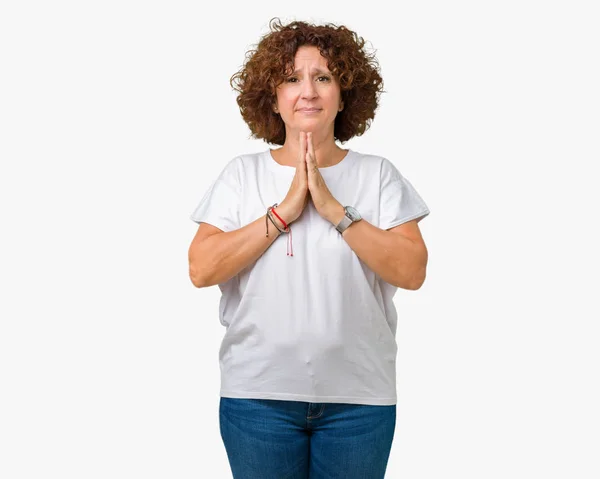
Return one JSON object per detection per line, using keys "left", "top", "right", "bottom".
{"left": 279, "top": 91, "right": 298, "bottom": 104}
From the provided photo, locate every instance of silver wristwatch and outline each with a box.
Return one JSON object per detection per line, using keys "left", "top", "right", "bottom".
{"left": 335, "top": 206, "right": 362, "bottom": 234}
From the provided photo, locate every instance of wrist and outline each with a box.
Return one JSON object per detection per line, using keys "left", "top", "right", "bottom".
{"left": 327, "top": 202, "right": 346, "bottom": 226}
{"left": 273, "top": 205, "right": 293, "bottom": 227}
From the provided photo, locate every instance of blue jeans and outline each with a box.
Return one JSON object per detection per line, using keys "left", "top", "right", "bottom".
{"left": 219, "top": 397, "right": 396, "bottom": 478}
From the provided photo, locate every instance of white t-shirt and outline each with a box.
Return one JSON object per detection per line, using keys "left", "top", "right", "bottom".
{"left": 190, "top": 148, "right": 430, "bottom": 405}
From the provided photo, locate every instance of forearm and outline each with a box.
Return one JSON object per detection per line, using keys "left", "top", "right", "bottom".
{"left": 329, "top": 205, "right": 427, "bottom": 290}
{"left": 191, "top": 207, "right": 290, "bottom": 287}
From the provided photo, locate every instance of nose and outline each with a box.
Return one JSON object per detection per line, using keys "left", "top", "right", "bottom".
{"left": 300, "top": 79, "right": 318, "bottom": 100}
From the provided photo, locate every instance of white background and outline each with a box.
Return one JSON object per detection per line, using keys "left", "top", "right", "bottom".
{"left": 1, "top": 1, "right": 599, "bottom": 478}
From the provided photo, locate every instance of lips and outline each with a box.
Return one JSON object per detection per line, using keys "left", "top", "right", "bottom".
{"left": 298, "top": 108, "right": 321, "bottom": 112}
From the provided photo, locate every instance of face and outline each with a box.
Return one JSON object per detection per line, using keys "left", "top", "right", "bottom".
{"left": 273, "top": 45, "right": 343, "bottom": 136}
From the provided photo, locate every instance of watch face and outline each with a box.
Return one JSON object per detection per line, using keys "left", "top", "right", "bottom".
{"left": 345, "top": 206, "right": 361, "bottom": 221}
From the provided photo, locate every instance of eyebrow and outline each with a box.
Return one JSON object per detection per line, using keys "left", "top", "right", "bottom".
{"left": 291, "top": 68, "right": 331, "bottom": 75}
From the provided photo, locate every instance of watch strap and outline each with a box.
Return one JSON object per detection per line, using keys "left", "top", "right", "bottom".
{"left": 335, "top": 213, "right": 353, "bottom": 234}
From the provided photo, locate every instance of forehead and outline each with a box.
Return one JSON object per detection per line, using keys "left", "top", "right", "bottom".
{"left": 292, "top": 46, "right": 330, "bottom": 71}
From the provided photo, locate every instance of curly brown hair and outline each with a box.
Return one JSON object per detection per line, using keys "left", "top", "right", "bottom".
{"left": 229, "top": 18, "right": 385, "bottom": 145}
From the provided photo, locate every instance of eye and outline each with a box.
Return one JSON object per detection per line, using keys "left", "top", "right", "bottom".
{"left": 285, "top": 76, "right": 331, "bottom": 83}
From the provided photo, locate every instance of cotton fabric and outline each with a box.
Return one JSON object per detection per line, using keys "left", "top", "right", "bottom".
{"left": 190, "top": 148, "right": 429, "bottom": 405}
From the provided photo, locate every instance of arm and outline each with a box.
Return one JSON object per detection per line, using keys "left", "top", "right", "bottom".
{"left": 327, "top": 204, "right": 428, "bottom": 290}
{"left": 188, "top": 206, "right": 291, "bottom": 288}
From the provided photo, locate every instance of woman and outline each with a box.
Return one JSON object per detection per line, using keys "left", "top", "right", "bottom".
{"left": 188, "top": 18, "right": 430, "bottom": 479}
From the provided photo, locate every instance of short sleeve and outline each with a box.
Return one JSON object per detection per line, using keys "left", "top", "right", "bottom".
{"left": 379, "top": 158, "right": 430, "bottom": 230}
{"left": 189, "top": 158, "right": 241, "bottom": 232}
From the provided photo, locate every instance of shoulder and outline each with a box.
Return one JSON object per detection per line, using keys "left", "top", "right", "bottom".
{"left": 226, "top": 151, "right": 265, "bottom": 173}
{"left": 350, "top": 150, "right": 399, "bottom": 177}
{"left": 350, "top": 149, "right": 382, "bottom": 163}
{"left": 216, "top": 151, "right": 262, "bottom": 178}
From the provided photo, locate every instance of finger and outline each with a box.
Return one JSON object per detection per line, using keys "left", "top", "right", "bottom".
{"left": 302, "top": 132, "right": 308, "bottom": 164}
{"left": 299, "top": 132, "right": 308, "bottom": 183}
{"left": 298, "top": 132, "right": 305, "bottom": 166}
{"left": 306, "top": 132, "right": 317, "bottom": 172}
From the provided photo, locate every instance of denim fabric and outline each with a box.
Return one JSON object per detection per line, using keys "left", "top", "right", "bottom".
{"left": 219, "top": 397, "right": 396, "bottom": 478}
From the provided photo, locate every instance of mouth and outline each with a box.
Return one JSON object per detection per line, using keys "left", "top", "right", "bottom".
{"left": 298, "top": 108, "right": 322, "bottom": 113}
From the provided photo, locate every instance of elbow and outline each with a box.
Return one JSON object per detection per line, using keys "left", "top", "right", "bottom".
{"left": 397, "top": 256, "right": 427, "bottom": 290}
{"left": 406, "top": 245, "right": 428, "bottom": 290}
{"left": 190, "top": 259, "right": 215, "bottom": 288}
{"left": 407, "top": 272, "right": 426, "bottom": 290}
{"left": 189, "top": 265, "right": 206, "bottom": 288}
{"left": 190, "top": 268, "right": 213, "bottom": 288}
{"left": 189, "top": 246, "right": 221, "bottom": 288}
{"left": 407, "top": 266, "right": 427, "bottom": 290}
{"left": 188, "top": 251, "right": 209, "bottom": 288}
{"left": 190, "top": 273, "right": 205, "bottom": 288}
